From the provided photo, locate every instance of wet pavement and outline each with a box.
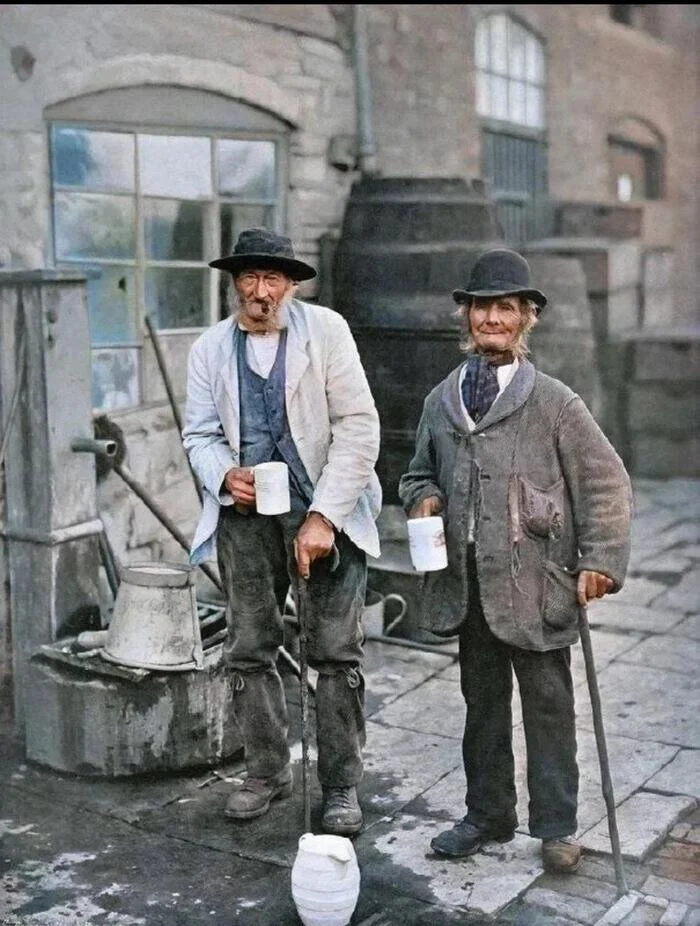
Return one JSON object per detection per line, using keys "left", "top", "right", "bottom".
{"left": 1, "top": 477, "right": 699, "bottom": 925}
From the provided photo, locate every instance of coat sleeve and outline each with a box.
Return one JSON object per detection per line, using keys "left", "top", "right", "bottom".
{"left": 182, "top": 337, "right": 236, "bottom": 502}
{"left": 309, "top": 314, "right": 380, "bottom": 528}
{"left": 398, "top": 396, "right": 446, "bottom": 516}
{"left": 556, "top": 396, "right": 633, "bottom": 591}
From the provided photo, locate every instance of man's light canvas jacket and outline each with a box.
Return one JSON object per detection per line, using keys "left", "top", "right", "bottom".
{"left": 183, "top": 298, "right": 382, "bottom": 565}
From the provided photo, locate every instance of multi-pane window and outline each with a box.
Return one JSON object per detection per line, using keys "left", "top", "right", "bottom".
{"left": 51, "top": 126, "right": 280, "bottom": 340}
{"left": 475, "top": 14, "right": 546, "bottom": 130}
{"left": 50, "top": 123, "right": 281, "bottom": 410}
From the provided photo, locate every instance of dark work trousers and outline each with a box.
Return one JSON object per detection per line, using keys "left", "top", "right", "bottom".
{"left": 459, "top": 548, "right": 579, "bottom": 840}
{"left": 216, "top": 505, "right": 367, "bottom": 788}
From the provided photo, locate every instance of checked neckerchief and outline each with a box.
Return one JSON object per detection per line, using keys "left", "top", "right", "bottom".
{"left": 461, "top": 351, "right": 513, "bottom": 423}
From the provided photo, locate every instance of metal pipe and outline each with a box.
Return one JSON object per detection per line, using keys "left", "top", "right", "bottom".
{"left": 353, "top": 4, "right": 379, "bottom": 176}
{"left": 364, "top": 632, "right": 460, "bottom": 657}
{"left": 578, "top": 606, "right": 629, "bottom": 896}
{"left": 71, "top": 437, "right": 117, "bottom": 458}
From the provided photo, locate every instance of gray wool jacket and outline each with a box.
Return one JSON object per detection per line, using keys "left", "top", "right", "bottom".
{"left": 398, "top": 359, "right": 633, "bottom": 650}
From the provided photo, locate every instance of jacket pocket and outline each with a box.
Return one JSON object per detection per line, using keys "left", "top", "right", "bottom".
{"left": 519, "top": 476, "right": 565, "bottom": 541}
{"left": 542, "top": 561, "right": 578, "bottom": 630}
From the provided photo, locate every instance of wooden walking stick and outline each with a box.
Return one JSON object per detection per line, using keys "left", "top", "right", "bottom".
{"left": 578, "top": 605, "right": 629, "bottom": 896}
{"left": 296, "top": 576, "right": 312, "bottom": 834}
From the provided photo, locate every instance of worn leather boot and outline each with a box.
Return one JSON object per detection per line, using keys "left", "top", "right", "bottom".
{"left": 225, "top": 767, "right": 294, "bottom": 820}
{"left": 541, "top": 836, "right": 582, "bottom": 873}
{"left": 321, "top": 786, "right": 363, "bottom": 835}
{"left": 430, "top": 817, "right": 515, "bottom": 858}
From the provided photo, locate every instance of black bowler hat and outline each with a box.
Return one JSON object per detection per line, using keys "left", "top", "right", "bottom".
{"left": 452, "top": 248, "right": 547, "bottom": 313}
{"left": 209, "top": 227, "right": 317, "bottom": 281}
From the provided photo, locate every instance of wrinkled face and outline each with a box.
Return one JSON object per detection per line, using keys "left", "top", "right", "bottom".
{"left": 233, "top": 268, "right": 295, "bottom": 332}
{"left": 468, "top": 295, "right": 523, "bottom": 354}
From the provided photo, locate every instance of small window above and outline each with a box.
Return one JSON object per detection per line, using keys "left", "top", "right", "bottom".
{"left": 609, "top": 117, "right": 665, "bottom": 201}
{"left": 609, "top": 5, "right": 661, "bottom": 39}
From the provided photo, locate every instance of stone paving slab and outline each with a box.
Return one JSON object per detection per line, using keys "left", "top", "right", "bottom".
{"left": 521, "top": 885, "right": 607, "bottom": 923}
{"left": 655, "top": 572, "right": 700, "bottom": 614}
{"left": 580, "top": 792, "right": 696, "bottom": 861}
{"left": 362, "top": 721, "right": 465, "bottom": 816}
{"left": 641, "top": 874, "right": 700, "bottom": 906}
{"left": 609, "top": 576, "right": 671, "bottom": 608}
{"left": 368, "top": 677, "right": 466, "bottom": 740}
{"left": 617, "top": 636, "right": 700, "bottom": 676}
{"left": 366, "top": 812, "right": 542, "bottom": 916}
{"left": 633, "top": 552, "right": 694, "bottom": 579}
{"left": 585, "top": 602, "right": 687, "bottom": 635}
{"left": 646, "top": 751, "right": 700, "bottom": 800}
{"left": 571, "top": 629, "right": 644, "bottom": 683}
{"left": 575, "top": 664, "right": 700, "bottom": 748}
{"left": 669, "top": 615, "right": 700, "bottom": 640}
{"left": 363, "top": 642, "right": 455, "bottom": 719}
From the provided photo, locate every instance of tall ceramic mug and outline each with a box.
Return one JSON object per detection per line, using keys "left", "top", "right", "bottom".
{"left": 254, "top": 461, "right": 291, "bottom": 515}
{"left": 407, "top": 516, "right": 448, "bottom": 572}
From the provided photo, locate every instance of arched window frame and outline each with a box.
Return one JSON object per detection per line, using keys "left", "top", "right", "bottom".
{"left": 608, "top": 116, "right": 665, "bottom": 202}
{"left": 45, "top": 85, "right": 289, "bottom": 411}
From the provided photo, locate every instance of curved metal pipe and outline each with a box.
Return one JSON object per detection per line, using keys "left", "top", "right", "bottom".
{"left": 353, "top": 4, "right": 379, "bottom": 176}
{"left": 71, "top": 437, "right": 117, "bottom": 458}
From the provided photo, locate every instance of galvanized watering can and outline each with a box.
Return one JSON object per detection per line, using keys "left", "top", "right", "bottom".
{"left": 101, "top": 562, "right": 204, "bottom": 672}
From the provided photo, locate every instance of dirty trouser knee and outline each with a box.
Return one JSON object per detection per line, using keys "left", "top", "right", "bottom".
{"left": 315, "top": 667, "right": 366, "bottom": 787}
{"left": 231, "top": 667, "right": 290, "bottom": 779}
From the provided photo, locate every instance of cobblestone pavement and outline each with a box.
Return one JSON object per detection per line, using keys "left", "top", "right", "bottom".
{"left": 1, "top": 478, "right": 698, "bottom": 925}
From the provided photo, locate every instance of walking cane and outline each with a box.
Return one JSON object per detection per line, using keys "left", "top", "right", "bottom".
{"left": 296, "top": 576, "right": 312, "bottom": 834}
{"left": 578, "top": 605, "right": 629, "bottom": 896}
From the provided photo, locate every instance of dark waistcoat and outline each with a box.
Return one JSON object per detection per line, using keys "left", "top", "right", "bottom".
{"left": 237, "top": 329, "right": 313, "bottom": 506}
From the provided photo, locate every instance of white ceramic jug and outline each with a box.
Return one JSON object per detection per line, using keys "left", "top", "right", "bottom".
{"left": 291, "top": 833, "right": 360, "bottom": 926}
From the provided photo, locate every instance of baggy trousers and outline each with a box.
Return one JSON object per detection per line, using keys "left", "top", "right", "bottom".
{"left": 216, "top": 505, "right": 367, "bottom": 787}
{"left": 459, "top": 549, "right": 579, "bottom": 840}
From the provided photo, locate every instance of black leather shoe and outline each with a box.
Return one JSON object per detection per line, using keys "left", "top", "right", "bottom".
{"left": 321, "top": 786, "right": 363, "bottom": 835}
{"left": 430, "top": 817, "right": 515, "bottom": 858}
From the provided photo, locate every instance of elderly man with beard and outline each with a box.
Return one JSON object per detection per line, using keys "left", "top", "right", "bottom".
{"left": 182, "top": 228, "right": 381, "bottom": 835}
{"left": 398, "top": 248, "right": 632, "bottom": 873}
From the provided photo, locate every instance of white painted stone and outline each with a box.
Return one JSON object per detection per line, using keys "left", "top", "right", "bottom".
{"left": 641, "top": 875, "right": 700, "bottom": 906}
{"left": 575, "top": 663, "right": 699, "bottom": 747}
{"left": 369, "top": 679, "right": 465, "bottom": 740}
{"left": 656, "top": 571, "right": 700, "bottom": 614}
{"left": 659, "top": 900, "right": 689, "bottom": 925}
{"left": 592, "top": 891, "right": 642, "bottom": 926}
{"left": 580, "top": 792, "right": 695, "bottom": 861}
{"left": 371, "top": 815, "right": 542, "bottom": 915}
{"left": 646, "top": 750, "right": 700, "bottom": 799}
{"left": 618, "top": 635, "right": 700, "bottom": 676}
{"left": 585, "top": 601, "right": 686, "bottom": 634}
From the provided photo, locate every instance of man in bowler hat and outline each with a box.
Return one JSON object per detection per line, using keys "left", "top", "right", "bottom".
{"left": 399, "top": 248, "right": 633, "bottom": 872}
{"left": 182, "top": 228, "right": 381, "bottom": 834}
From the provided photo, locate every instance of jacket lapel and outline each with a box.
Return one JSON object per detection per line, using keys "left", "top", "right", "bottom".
{"left": 285, "top": 300, "right": 310, "bottom": 401}
{"left": 440, "top": 359, "right": 537, "bottom": 432}
{"left": 217, "top": 319, "right": 240, "bottom": 446}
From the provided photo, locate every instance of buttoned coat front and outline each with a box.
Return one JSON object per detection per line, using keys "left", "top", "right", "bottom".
{"left": 398, "top": 359, "right": 633, "bottom": 650}
{"left": 183, "top": 298, "right": 382, "bottom": 565}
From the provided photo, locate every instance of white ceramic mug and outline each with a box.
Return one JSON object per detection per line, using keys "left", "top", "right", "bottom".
{"left": 407, "top": 515, "right": 448, "bottom": 572}
{"left": 254, "top": 461, "right": 291, "bottom": 515}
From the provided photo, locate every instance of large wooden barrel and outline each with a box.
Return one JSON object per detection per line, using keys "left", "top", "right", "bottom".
{"left": 332, "top": 177, "right": 503, "bottom": 503}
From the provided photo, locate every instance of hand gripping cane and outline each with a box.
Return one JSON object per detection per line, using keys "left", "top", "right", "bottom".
{"left": 578, "top": 605, "right": 629, "bottom": 896}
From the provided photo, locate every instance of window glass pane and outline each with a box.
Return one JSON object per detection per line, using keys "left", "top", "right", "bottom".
{"left": 490, "top": 15, "right": 508, "bottom": 75}
{"left": 476, "top": 72, "right": 491, "bottom": 118}
{"left": 509, "top": 80, "right": 527, "bottom": 125}
{"left": 145, "top": 267, "right": 209, "bottom": 329}
{"left": 491, "top": 76, "right": 509, "bottom": 121}
{"left": 509, "top": 23, "right": 527, "bottom": 79}
{"left": 526, "top": 86, "right": 545, "bottom": 129}
{"left": 475, "top": 20, "right": 490, "bottom": 70}
{"left": 91, "top": 346, "right": 140, "bottom": 412}
{"left": 83, "top": 265, "right": 139, "bottom": 346}
{"left": 218, "top": 140, "right": 276, "bottom": 199}
{"left": 51, "top": 127, "right": 135, "bottom": 191}
{"left": 54, "top": 192, "right": 135, "bottom": 260}
{"left": 219, "top": 203, "right": 275, "bottom": 262}
{"left": 139, "top": 135, "right": 212, "bottom": 199}
{"left": 526, "top": 35, "right": 545, "bottom": 84}
{"left": 144, "top": 199, "right": 204, "bottom": 261}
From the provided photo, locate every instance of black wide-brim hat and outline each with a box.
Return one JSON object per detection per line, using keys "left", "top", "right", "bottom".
{"left": 209, "top": 227, "right": 317, "bottom": 281}
{"left": 452, "top": 248, "right": 547, "bottom": 314}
